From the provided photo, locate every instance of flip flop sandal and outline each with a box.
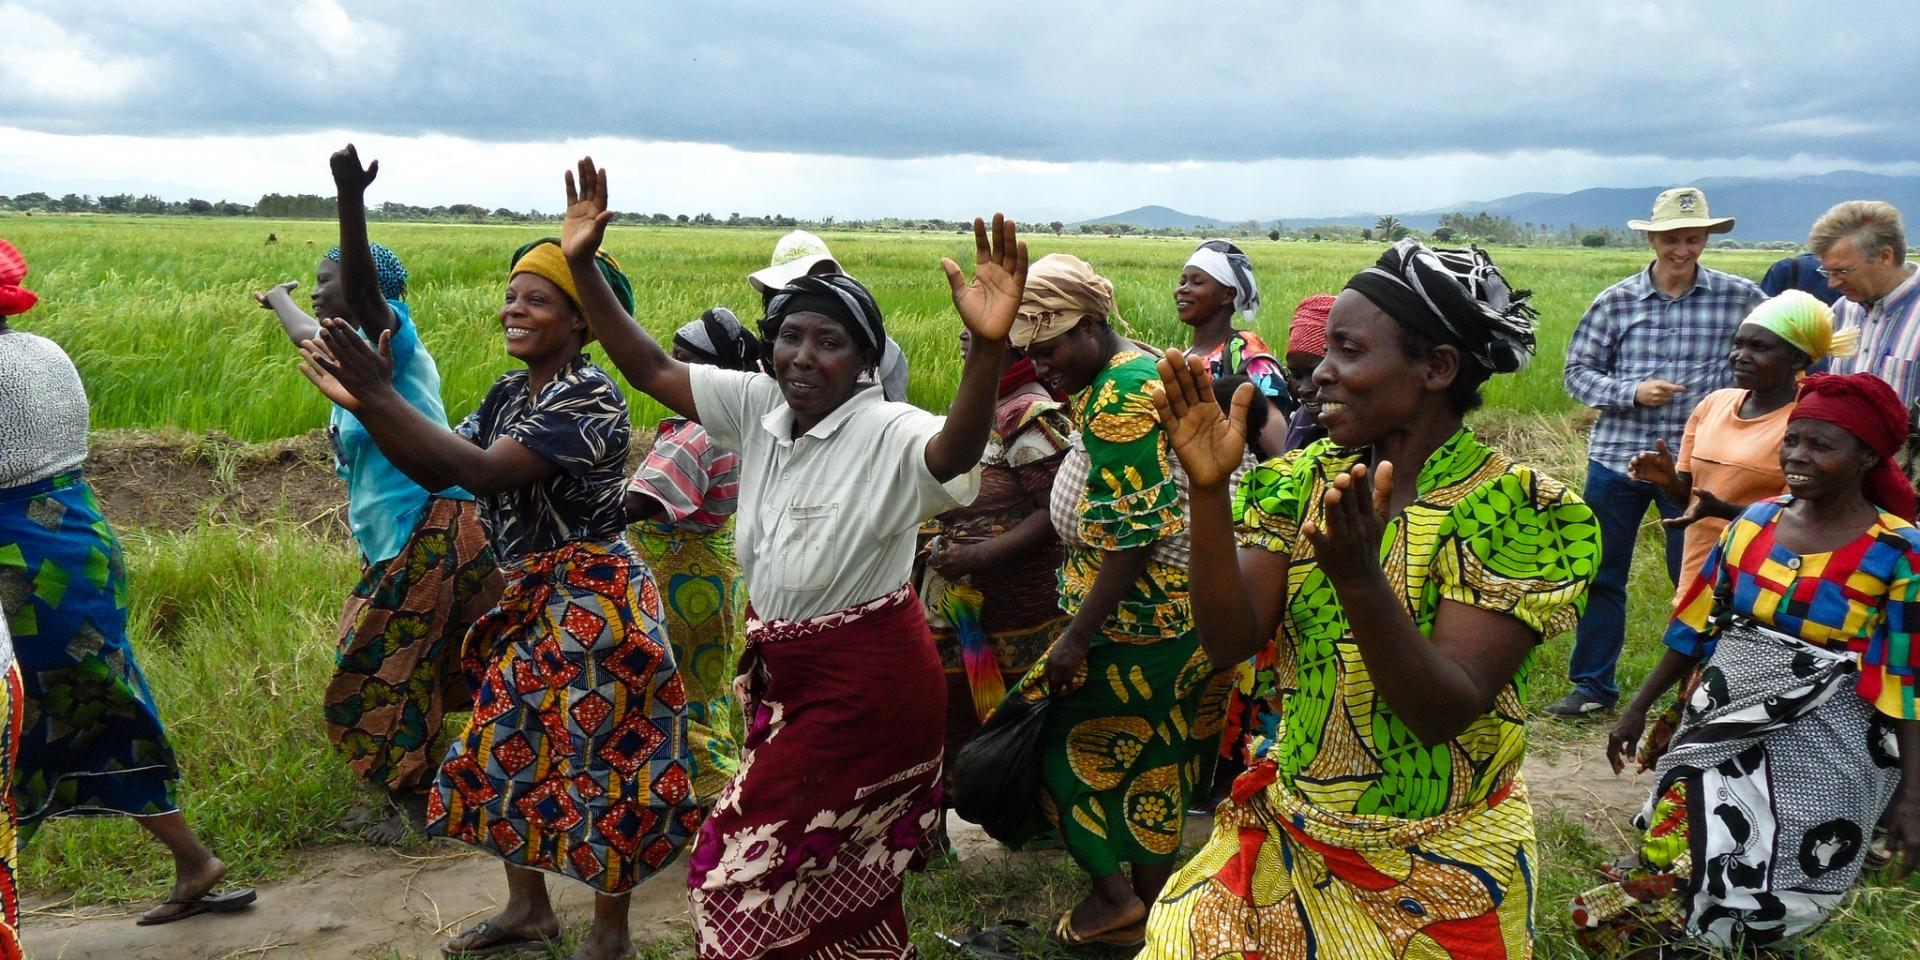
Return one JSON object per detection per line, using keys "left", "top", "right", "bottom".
{"left": 440, "top": 920, "right": 557, "bottom": 957}
{"left": 1051, "top": 910, "right": 1147, "bottom": 948}
{"left": 135, "top": 887, "right": 258, "bottom": 926}
{"left": 934, "top": 920, "right": 1038, "bottom": 959}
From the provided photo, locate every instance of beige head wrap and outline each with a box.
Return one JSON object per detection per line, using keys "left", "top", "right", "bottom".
{"left": 1011, "top": 253, "right": 1123, "bottom": 348}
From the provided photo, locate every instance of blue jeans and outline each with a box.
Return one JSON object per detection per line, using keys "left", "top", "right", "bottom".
{"left": 1567, "top": 461, "right": 1684, "bottom": 704}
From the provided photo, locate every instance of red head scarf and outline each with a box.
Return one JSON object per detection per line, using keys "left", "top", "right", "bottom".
{"left": 1286, "top": 294, "right": 1335, "bottom": 357}
{"left": 1789, "top": 373, "right": 1918, "bottom": 520}
{"left": 0, "top": 238, "right": 36, "bottom": 317}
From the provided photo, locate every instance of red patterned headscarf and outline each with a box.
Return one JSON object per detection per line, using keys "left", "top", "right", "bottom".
{"left": 0, "top": 238, "right": 36, "bottom": 316}
{"left": 1789, "top": 373, "right": 1917, "bottom": 520}
{"left": 1286, "top": 294, "right": 1335, "bottom": 357}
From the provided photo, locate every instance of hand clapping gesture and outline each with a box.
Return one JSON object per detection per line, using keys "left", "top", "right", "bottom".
{"left": 298, "top": 317, "right": 395, "bottom": 412}
{"left": 1151, "top": 348, "right": 1251, "bottom": 491}
{"left": 562, "top": 157, "right": 616, "bottom": 263}
{"left": 942, "top": 214, "right": 1027, "bottom": 344}
{"left": 1302, "top": 461, "right": 1396, "bottom": 588}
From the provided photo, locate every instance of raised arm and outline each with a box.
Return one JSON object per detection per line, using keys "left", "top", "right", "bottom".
{"left": 254, "top": 280, "right": 320, "bottom": 343}
{"left": 1154, "top": 349, "right": 1290, "bottom": 665}
{"left": 329, "top": 145, "right": 397, "bottom": 338}
{"left": 560, "top": 157, "right": 697, "bottom": 419}
{"left": 926, "top": 215, "right": 1023, "bottom": 480}
{"left": 299, "top": 318, "right": 556, "bottom": 496}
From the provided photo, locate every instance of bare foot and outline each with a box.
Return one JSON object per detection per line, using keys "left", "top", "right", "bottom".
{"left": 1063, "top": 891, "right": 1147, "bottom": 943}
{"left": 362, "top": 791, "right": 429, "bottom": 846}
{"left": 572, "top": 926, "right": 635, "bottom": 960}
{"left": 335, "top": 801, "right": 378, "bottom": 830}
{"left": 138, "top": 856, "right": 228, "bottom": 924}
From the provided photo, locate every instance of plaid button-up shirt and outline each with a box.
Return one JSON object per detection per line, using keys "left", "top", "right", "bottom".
{"left": 1565, "top": 264, "right": 1767, "bottom": 473}
{"left": 1826, "top": 264, "right": 1920, "bottom": 405}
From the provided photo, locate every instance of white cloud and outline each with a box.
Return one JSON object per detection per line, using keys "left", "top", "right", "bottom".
{"left": 0, "top": 4, "right": 151, "bottom": 106}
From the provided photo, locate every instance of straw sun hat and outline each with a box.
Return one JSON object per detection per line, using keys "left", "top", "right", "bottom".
{"left": 1627, "top": 187, "right": 1736, "bottom": 234}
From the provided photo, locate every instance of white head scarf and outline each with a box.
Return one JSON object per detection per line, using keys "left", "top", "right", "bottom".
{"left": 1184, "top": 239, "right": 1261, "bottom": 324}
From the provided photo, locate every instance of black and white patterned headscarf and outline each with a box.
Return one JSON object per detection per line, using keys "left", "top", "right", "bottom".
{"left": 1345, "top": 240, "right": 1538, "bottom": 374}
{"left": 673, "top": 307, "right": 762, "bottom": 372}
{"left": 1185, "top": 239, "right": 1261, "bottom": 323}
{"left": 759, "top": 273, "right": 887, "bottom": 365}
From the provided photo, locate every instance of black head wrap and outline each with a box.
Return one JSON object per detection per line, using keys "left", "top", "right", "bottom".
{"left": 1343, "top": 239, "right": 1538, "bottom": 374}
{"left": 759, "top": 274, "right": 886, "bottom": 364}
{"left": 673, "top": 307, "right": 762, "bottom": 372}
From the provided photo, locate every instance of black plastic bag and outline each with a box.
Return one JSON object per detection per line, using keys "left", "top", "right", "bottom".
{"left": 951, "top": 693, "right": 1050, "bottom": 846}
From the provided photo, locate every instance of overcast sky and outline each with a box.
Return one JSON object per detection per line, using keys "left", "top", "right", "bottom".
{"left": 4, "top": 1, "right": 1914, "bottom": 221}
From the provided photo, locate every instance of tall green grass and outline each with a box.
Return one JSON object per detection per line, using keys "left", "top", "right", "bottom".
{"left": 2, "top": 215, "right": 1781, "bottom": 441}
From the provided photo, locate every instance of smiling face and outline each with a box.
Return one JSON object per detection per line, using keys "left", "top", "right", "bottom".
{"left": 312, "top": 258, "right": 349, "bottom": 325}
{"left": 1729, "top": 323, "right": 1808, "bottom": 394}
{"left": 1023, "top": 319, "right": 1109, "bottom": 396}
{"left": 1780, "top": 417, "right": 1876, "bottom": 504}
{"left": 1819, "top": 236, "right": 1904, "bottom": 304}
{"left": 770, "top": 310, "right": 871, "bottom": 426}
{"left": 499, "top": 273, "right": 586, "bottom": 365}
{"left": 1174, "top": 267, "right": 1237, "bottom": 327}
{"left": 1284, "top": 350, "right": 1322, "bottom": 413}
{"left": 1312, "top": 290, "right": 1456, "bottom": 447}
{"left": 1647, "top": 227, "right": 1709, "bottom": 278}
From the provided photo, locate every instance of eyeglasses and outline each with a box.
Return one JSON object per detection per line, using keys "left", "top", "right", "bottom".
{"left": 1816, "top": 263, "right": 1864, "bottom": 280}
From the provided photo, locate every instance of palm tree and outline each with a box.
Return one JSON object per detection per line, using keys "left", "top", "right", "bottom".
{"left": 1375, "top": 215, "right": 1404, "bottom": 241}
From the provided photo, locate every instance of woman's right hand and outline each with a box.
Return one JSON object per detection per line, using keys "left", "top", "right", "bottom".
{"left": 1627, "top": 439, "right": 1677, "bottom": 488}
{"left": 562, "top": 156, "right": 616, "bottom": 263}
{"left": 1605, "top": 707, "right": 1648, "bottom": 775}
{"left": 1153, "top": 348, "right": 1250, "bottom": 490}
{"left": 1044, "top": 632, "right": 1090, "bottom": 695}
{"left": 252, "top": 280, "right": 297, "bottom": 309}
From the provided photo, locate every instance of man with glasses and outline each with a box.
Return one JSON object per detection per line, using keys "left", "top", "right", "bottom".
{"left": 1814, "top": 202, "right": 1920, "bottom": 411}
{"left": 1552, "top": 187, "right": 1766, "bottom": 718}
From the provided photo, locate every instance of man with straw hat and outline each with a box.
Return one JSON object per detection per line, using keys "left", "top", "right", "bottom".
{"left": 1554, "top": 187, "right": 1766, "bottom": 718}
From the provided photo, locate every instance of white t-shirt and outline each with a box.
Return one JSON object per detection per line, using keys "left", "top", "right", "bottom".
{"left": 689, "top": 365, "right": 979, "bottom": 622}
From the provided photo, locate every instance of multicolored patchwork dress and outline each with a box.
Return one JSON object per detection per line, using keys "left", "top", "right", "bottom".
{"left": 1012, "top": 349, "right": 1225, "bottom": 877}
{"left": 1571, "top": 498, "right": 1920, "bottom": 950}
{"left": 321, "top": 301, "right": 503, "bottom": 795}
{"left": 0, "top": 332, "right": 182, "bottom": 835}
{"left": 1142, "top": 428, "right": 1598, "bottom": 960}
{"left": 425, "top": 353, "right": 697, "bottom": 893}
{"left": 915, "top": 376, "right": 1072, "bottom": 787}
{"left": 625, "top": 416, "right": 745, "bottom": 805}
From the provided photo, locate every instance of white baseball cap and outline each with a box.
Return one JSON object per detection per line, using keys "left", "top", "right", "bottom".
{"left": 748, "top": 230, "right": 843, "bottom": 293}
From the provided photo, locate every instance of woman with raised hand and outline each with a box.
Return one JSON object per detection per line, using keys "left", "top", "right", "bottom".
{"left": 0, "top": 237, "right": 255, "bottom": 925}
{"left": 1572, "top": 373, "right": 1920, "bottom": 952}
{"left": 623, "top": 307, "right": 759, "bottom": 808}
{"left": 1140, "top": 241, "right": 1600, "bottom": 960}
{"left": 1004, "top": 252, "right": 1221, "bottom": 949}
{"left": 297, "top": 230, "right": 694, "bottom": 960}
{"left": 254, "top": 145, "right": 502, "bottom": 845}
{"left": 556, "top": 157, "right": 1018, "bottom": 958}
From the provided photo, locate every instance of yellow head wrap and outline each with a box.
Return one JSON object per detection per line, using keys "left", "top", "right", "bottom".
{"left": 1011, "top": 253, "right": 1123, "bottom": 348}
{"left": 1742, "top": 290, "right": 1857, "bottom": 363}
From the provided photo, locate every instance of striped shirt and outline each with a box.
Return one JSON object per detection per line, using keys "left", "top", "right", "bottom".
{"left": 1564, "top": 264, "right": 1767, "bottom": 473}
{"left": 1827, "top": 263, "right": 1920, "bottom": 405}
{"left": 627, "top": 417, "right": 739, "bottom": 532}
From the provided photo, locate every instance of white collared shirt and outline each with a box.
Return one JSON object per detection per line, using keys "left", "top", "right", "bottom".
{"left": 690, "top": 365, "right": 980, "bottom": 622}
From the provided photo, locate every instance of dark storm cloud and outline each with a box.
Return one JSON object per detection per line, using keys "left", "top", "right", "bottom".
{"left": 6, "top": 0, "right": 1910, "bottom": 164}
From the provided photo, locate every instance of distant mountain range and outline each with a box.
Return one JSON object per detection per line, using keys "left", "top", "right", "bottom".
{"left": 1074, "top": 171, "right": 1920, "bottom": 242}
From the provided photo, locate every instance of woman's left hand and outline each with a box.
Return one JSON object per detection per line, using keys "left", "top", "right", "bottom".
{"left": 1302, "top": 462, "right": 1393, "bottom": 587}
{"left": 300, "top": 317, "right": 395, "bottom": 407}
{"left": 928, "top": 537, "right": 986, "bottom": 580}
{"left": 942, "top": 214, "right": 1027, "bottom": 344}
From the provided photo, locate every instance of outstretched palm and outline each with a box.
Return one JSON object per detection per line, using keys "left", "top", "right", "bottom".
{"left": 562, "top": 156, "right": 616, "bottom": 262}
{"left": 1152, "top": 349, "right": 1249, "bottom": 490}
{"left": 943, "top": 214, "right": 1028, "bottom": 343}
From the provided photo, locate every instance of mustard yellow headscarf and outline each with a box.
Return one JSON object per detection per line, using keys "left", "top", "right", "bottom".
{"left": 1742, "top": 290, "right": 1857, "bottom": 363}
{"left": 507, "top": 238, "right": 634, "bottom": 345}
{"left": 1011, "top": 253, "right": 1122, "bottom": 348}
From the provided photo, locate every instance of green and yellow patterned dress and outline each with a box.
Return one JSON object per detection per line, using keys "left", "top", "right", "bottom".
{"left": 1012, "top": 350, "right": 1224, "bottom": 876}
{"left": 1141, "top": 428, "right": 1599, "bottom": 960}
